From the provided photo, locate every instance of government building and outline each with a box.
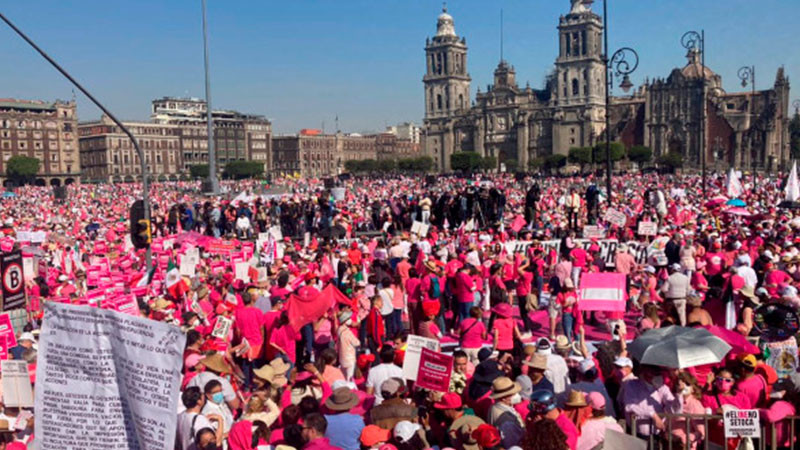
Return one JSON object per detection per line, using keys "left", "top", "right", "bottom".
{"left": 423, "top": 1, "right": 791, "bottom": 172}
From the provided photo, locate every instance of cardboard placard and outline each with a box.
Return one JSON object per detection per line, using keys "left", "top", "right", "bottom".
{"left": 211, "top": 316, "right": 233, "bottom": 340}
{"left": 637, "top": 221, "right": 657, "bottom": 236}
{"left": 234, "top": 263, "right": 251, "bottom": 282}
{"left": 411, "top": 221, "right": 430, "bottom": 238}
{"left": 1, "top": 360, "right": 33, "bottom": 407}
{"left": 723, "top": 409, "right": 760, "bottom": 439}
{"left": 179, "top": 258, "right": 196, "bottom": 277}
{"left": 582, "top": 225, "right": 605, "bottom": 239}
{"left": 415, "top": 347, "right": 453, "bottom": 392}
{"left": 603, "top": 208, "right": 627, "bottom": 227}
{"left": 401, "top": 335, "right": 440, "bottom": 381}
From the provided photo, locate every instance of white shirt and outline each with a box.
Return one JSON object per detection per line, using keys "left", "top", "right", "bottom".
{"left": 366, "top": 363, "right": 404, "bottom": 405}
{"left": 737, "top": 266, "right": 758, "bottom": 288}
{"left": 177, "top": 411, "right": 213, "bottom": 450}
{"left": 236, "top": 216, "right": 251, "bottom": 230}
{"left": 186, "top": 372, "right": 236, "bottom": 403}
{"left": 202, "top": 399, "right": 234, "bottom": 433}
{"left": 541, "top": 352, "right": 570, "bottom": 395}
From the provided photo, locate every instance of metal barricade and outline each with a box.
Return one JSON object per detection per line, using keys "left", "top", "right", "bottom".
{"left": 629, "top": 414, "right": 800, "bottom": 450}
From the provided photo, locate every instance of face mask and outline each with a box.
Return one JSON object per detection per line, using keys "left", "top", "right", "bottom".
{"left": 510, "top": 393, "right": 522, "bottom": 405}
{"left": 211, "top": 392, "right": 224, "bottom": 405}
{"left": 681, "top": 386, "right": 692, "bottom": 396}
{"left": 345, "top": 319, "right": 353, "bottom": 326}
{"left": 715, "top": 380, "right": 734, "bottom": 392}
{"left": 201, "top": 444, "right": 218, "bottom": 450}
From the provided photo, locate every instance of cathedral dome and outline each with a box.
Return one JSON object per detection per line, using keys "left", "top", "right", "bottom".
{"left": 681, "top": 48, "right": 716, "bottom": 79}
{"left": 436, "top": 5, "right": 456, "bottom": 37}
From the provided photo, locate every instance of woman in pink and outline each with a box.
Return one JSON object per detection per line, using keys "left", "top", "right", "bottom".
{"left": 701, "top": 368, "right": 752, "bottom": 446}
{"left": 491, "top": 303, "right": 521, "bottom": 356}
{"left": 557, "top": 278, "right": 578, "bottom": 343}
{"left": 657, "top": 371, "right": 705, "bottom": 449}
{"left": 759, "top": 385, "right": 798, "bottom": 448}
{"left": 315, "top": 347, "right": 344, "bottom": 386}
{"left": 457, "top": 306, "right": 487, "bottom": 364}
{"left": 335, "top": 311, "right": 360, "bottom": 381}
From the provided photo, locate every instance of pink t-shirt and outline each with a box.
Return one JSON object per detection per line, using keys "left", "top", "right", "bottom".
{"left": 705, "top": 252, "right": 724, "bottom": 277}
{"left": 234, "top": 306, "right": 265, "bottom": 347}
{"left": 570, "top": 248, "right": 588, "bottom": 269}
{"left": 517, "top": 271, "right": 533, "bottom": 296}
{"left": 460, "top": 318, "right": 486, "bottom": 349}
{"left": 555, "top": 413, "right": 579, "bottom": 450}
{"left": 736, "top": 374, "right": 767, "bottom": 408}
{"left": 494, "top": 318, "right": 514, "bottom": 351}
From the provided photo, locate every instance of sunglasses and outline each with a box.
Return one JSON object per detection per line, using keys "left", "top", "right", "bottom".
{"left": 716, "top": 377, "right": 733, "bottom": 383}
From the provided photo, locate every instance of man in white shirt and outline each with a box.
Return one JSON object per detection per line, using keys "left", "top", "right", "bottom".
{"left": 176, "top": 387, "right": 215, "bottom": 450}
{"left": 186, "top": 354, "right": 240, "bottom": 411}
{"left": 536, "top": 337, "right": 570, "bottom": 395}
{"left": 736, "top": 256, "right": 758, "bottom": 287}
{"left": 365, "top": 345, "right": 404, "bottom": 405}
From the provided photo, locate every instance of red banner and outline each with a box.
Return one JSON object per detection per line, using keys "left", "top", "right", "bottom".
{"left": 415, "top": 347, "right": 453, "bottom": 392}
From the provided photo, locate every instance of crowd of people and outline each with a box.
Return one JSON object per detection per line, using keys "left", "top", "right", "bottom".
{"left": 4, "top": 169, "right": 800, "bottom": 450}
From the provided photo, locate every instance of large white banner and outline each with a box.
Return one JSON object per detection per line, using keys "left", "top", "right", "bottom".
{"left": 504, "top": 239, "right": 654, "bottom": 268}
{"left": 35, "top": 302, "right": 186, "bottom": 450}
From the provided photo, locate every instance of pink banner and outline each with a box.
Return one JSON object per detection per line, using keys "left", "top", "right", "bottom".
{"left": 0, "top": 314, "right": 17, "bottom": 348}
{"left": 578, "top": 272, "right": 627, "bottom": 312}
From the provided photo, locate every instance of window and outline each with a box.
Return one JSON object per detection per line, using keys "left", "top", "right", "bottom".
{"left": 572, "top": 79, "right": 579, "bottom": 96}
{"left": 34, "top": 141, "right": 43, "bottom": 150}
{"left": 437, "top": 94, "right": 443, "bottom": 110}
{"left": 18, "top": 141, "right": 27, "bottom": 150}
{"left": 63, "top": 123, "right": 72, "bottom": 132}
{"left": 1, "top": 142, "right": 9, "bottom": 150}
{"left": 0, "top": 131, "right": 9, "bottom": 138}
{"left": 17, "top": 131, "right": 27, "bottom": 139}
{"left": 50, "top": 154, "right": 58, "bottom": 162}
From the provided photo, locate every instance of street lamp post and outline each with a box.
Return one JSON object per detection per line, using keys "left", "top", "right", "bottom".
{"left": 201, "top": 0, "right": 220, "bottom": 195}
{"left": 682, "top": 30, "right": 706, "bottom": 197}
{"left": 0, "top": 12, "right": 153, "bottom": 273}
{"left": 603, "top": 46, "right": 638, "bottom": 205}
{"left": 793, "top": 99, "right": 800, "bottom": 115}
{"left": 739, "top": 65, "right": 756, "bottom": 185}
{"left": 602, "top": 0, "right": 638, "bottom": 206}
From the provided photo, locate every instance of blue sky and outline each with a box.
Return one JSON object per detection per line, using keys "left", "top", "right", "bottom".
{"left": 0, "top": 0, "right": 797, "bottom": 134}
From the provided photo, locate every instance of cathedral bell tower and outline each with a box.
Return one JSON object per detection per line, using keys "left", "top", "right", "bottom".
{"left": 423, "top": 4, "right": 471, "bottom": 171}
{"left": 552, "top": 0, "right": 606, "bottom": 154}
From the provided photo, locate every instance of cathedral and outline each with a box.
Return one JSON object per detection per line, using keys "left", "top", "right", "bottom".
{"left": 423, "top": 1, "right": 791, "bottom": 172}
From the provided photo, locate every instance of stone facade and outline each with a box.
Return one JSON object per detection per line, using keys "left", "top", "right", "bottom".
{"left": 0, "top": 99, "right": 80, "bottom": 186}
{"left": 423, "top": 1, "right": 791, "bottom": 172}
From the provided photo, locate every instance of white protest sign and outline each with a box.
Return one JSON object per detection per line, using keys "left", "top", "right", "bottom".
{"left": 504, "top": 240, "right": 533, "bottom": 255}
{"left": 269, "top": 226, "right": 283, "bottom": 241}
{"left": 723, "top": 409, "right": 760, "bottom": 439}
{"left": 582, "top": 225, "right": 605, "bottom": 239}
{"left": 235, "top": 262, "right": 251, "bottom": 282}
{"left": 402, "top": 334, "right": 440, "bottom": 381}
{"left": 637, "top": 221, "right": 657, "bottom": 236}
{"left": 22, "top": 257, "right": 35, "bottom": 282}
{"left": 1, "top": 360, "right": 33, "bottom": 407}
{"left": 411, "top": 221, "right": 430, "bottom": 238}
{"left": 604, "top": 208, "right": 627, "bottom": 227}
{"left": 179, "top": 258, "right": 196, "bottom": 277}
{"left": 212, "top": 316, "right": 233, "bottom": 340}
{"left": 36, "top": 302, "right": 185, "bottom": 449}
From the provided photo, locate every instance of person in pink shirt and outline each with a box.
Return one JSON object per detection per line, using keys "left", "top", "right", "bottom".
{"left": 704, "top": 241, "right": 726, "bottom": 279}
{"left": 453, "top": 264, "right": 477, "bottom": 324}
{"left": 576, "top": 392, "right": 623, "bottom": 450}
{"left": 734, "top": 354, "right": 768, "bottom": 408}
{"left": 701, "top": 367, "right": 752, "bottom": 446}
{"left": 491, "top": 303, "right": 521, "bottom": 357}
{"left": 234, "top": 290, "right": 266, "bottom": 391}
{"left": 569, "top": 245, "right": 589, "bottom": 288}
{"left": 457, "top": 306, "right": 487, "bottom": 364}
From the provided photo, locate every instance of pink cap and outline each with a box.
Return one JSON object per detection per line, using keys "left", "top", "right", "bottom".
{"left": 586, "top": 391, "right": 605, "bottom": 410}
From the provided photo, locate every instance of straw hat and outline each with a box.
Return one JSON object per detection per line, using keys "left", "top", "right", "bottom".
{"left": 564, "top": 390, "right": 588, "bottom": 407}
{"left": 490, "top": 377, "right": 521, "bottom": 399}
{"left": 523, "top": 353, "right": 548, "bottom": 371}
{"left": 198, "top": 353, "right": 231, "bottom": 374}
{"left": 253, "top": 364, "right": 275, "bottom": 384}
{"left": 424, "top": 260, "right": 439, "bottom": 272}
{"left": 270, "top": 358, "right": 291, "bottom": 376}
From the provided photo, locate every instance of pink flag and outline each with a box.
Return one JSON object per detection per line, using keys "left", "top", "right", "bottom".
{"left": 578, "top": 272, "right": 627, "bottom": 312}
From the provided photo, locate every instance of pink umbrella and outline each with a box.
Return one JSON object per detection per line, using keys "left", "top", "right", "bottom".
{"left": 700, "top": 325, "right": 759, "bottom": 355}
{"left": 724, "top": 207, "right": 751, "bottom": 216}
{"left": 705, "top": 195, "right": 728, "bottom": 208}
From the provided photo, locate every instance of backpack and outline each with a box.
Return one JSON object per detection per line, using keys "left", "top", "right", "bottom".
{"left": 429, "top": 276, "right": 441, "bottom": 299}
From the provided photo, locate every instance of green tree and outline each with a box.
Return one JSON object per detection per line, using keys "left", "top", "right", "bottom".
{"left": 627, "top": 146, "right": 653, "bottom": 168}
{"left": 528, "top": 157, "right": 545, "bottom": 171}
{"left": 376, "top": 159, "right": 396, "bottom": 172}
{"left": 592, "top": 142, "right": 626, "bottom": 164}
{"left": 481, "top": 156, "right": 498, "bottom": 171}
{"left": 544, "top": 154, "right": 567, "bottom": 174}
{"left": 567, "top": 147, "right": 592, "bottom": 172}
{"left": 188, "top": 164, "right": 209, "bottom": 179}
{"left": 451, "top": 152, "right": 483, "bottom": 172}
{"left": 5, "top": 156, "right": 40, "bottom": 184}
{"left": 222, "top": 161, "right": 264, "bottom": 179}
{"left": 657, "top": 151, "right": 684, "bottom": 171}
{"left": 344, "top": 160, "right": 362, "bottom": 173}
{"left": 790, "top": 113, "right": 800, "bottom": 160}
{"left": 503, "top": 159, "right": 519, "bottom": 172}
{"left": 414, "top": 156, "right": 433, "bottom": 172}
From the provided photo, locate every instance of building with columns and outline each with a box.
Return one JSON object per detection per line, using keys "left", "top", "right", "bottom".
{"left": 423, "top": 1, "right": 791, "bottom": 172}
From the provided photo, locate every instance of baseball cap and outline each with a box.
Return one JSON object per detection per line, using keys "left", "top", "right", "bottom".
{"left": 433, "top": 392, "right": 463, "bottom": 410}
{"left": 586, "top": 391, "right": 606, "bottom": 410}
{"left": 361, "top": 425, "right": 391, "bottom": 447}
{"left": 737, "top": 353, "right": 757, "bottom": 369}
{"left": 579, "top": 358, "right": 596, "bottom": 374}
